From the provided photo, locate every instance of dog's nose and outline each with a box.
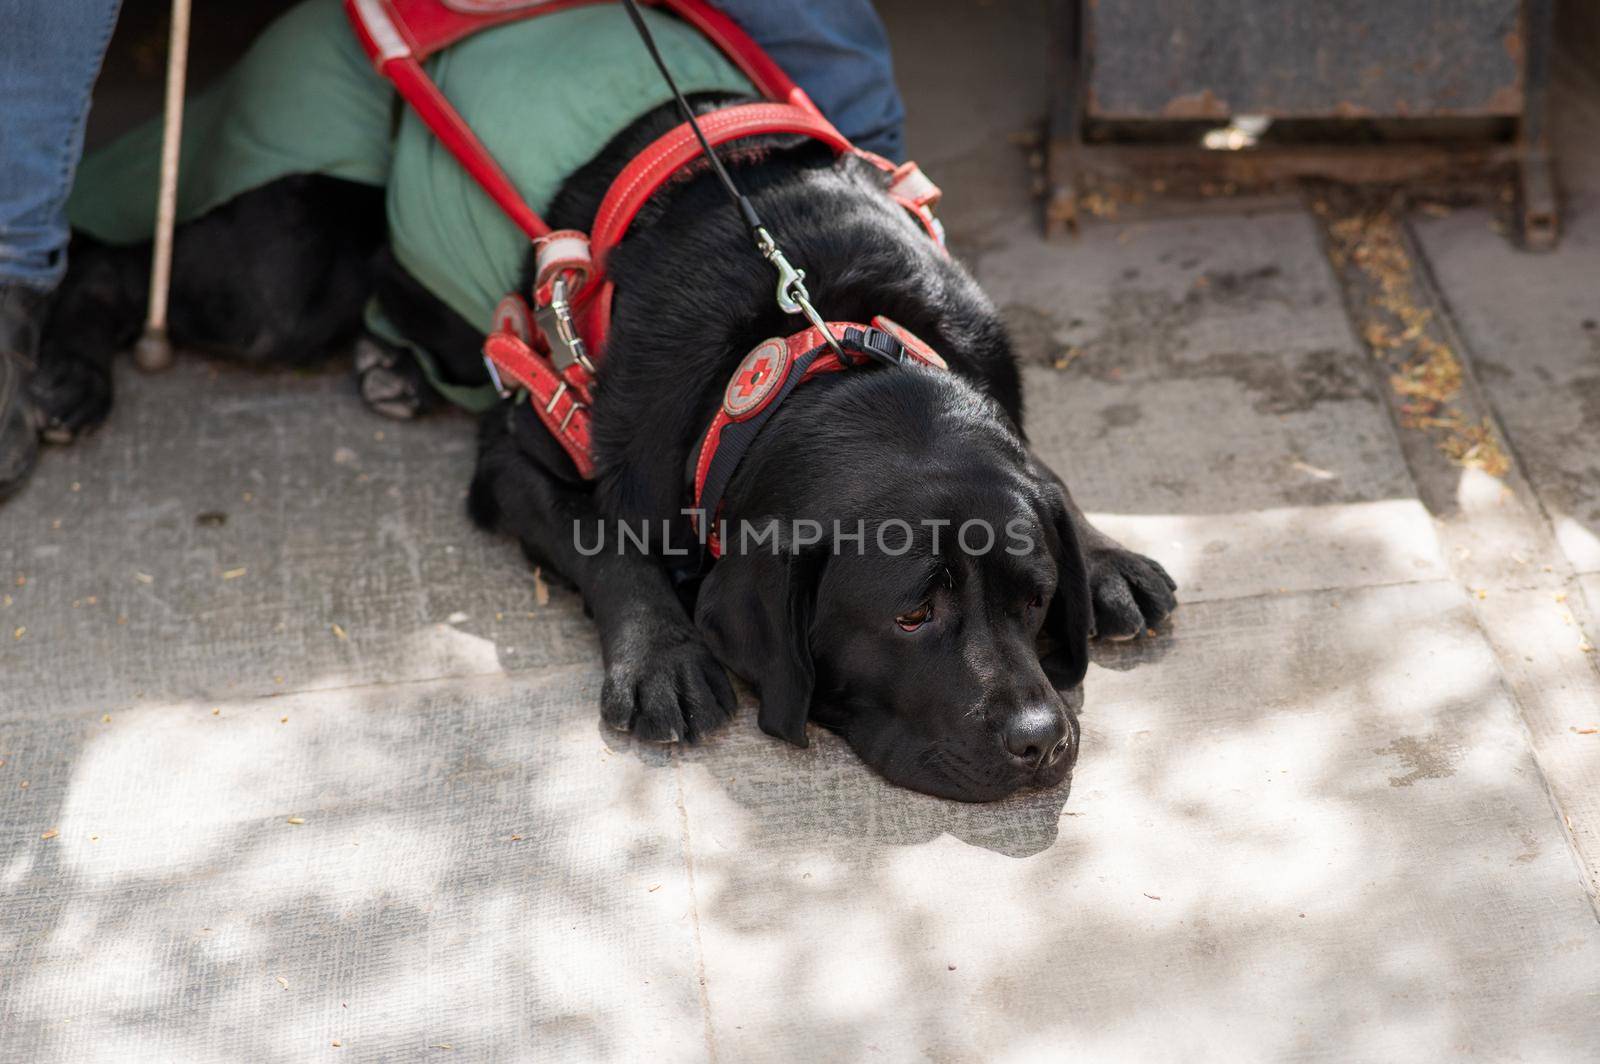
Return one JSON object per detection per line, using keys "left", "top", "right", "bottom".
{"left": 1003, "top": 706, "right": 1072, "bottom": 768}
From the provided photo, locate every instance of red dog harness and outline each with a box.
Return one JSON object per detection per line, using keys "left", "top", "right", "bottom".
{"left": 344, "top": 0, "right": 947, "bottom": 500}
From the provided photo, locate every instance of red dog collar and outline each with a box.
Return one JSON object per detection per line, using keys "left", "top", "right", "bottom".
{"left": 693, "top": 316, "right": 947, "bottom": 557}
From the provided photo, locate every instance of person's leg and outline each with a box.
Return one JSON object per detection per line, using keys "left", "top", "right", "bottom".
{"left": 713, "top": 0, "right": 906, "bottom": 161}
{"left": 0, "top": 0, "right": 124, "bottom": 497}
{"left": 0, "top": 0, "right": 125, "bottom": 291}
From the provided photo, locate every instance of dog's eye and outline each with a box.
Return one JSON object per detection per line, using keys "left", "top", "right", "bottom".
{"left": 896, "top": 603, "right": 932, "bottom": 631}
{"left": 1027, "top": 592, "right": 1044, "bottom": 611}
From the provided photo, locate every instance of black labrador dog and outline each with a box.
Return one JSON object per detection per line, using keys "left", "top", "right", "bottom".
{"left": 33, "top": 96, "right": 1175, "bottom": 801}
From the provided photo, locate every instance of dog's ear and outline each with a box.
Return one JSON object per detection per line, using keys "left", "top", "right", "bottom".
{"left": 695, "top": 547, "right": 824, "bottom": 747}
{"left": 1044, "top": 492, "right": 1093, "bottom": 690}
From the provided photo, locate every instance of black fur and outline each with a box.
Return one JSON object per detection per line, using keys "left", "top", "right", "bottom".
{"left": 33, "top": 95, "right": 1175, "bottom": 800}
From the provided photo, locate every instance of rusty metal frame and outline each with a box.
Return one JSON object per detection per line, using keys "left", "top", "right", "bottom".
{"left": 1517, "top": 0, "right": 1558, "bottom": 248}
{"left": 1043, "top": 0, "right": 1083, "bottom": 236}
{"left": 1046, "top": 0, "right": 1560, "bottom": 249}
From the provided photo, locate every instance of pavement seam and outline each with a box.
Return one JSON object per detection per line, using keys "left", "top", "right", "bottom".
{"left": 1314, "top": 199, "right": 1600, "bottom": 912}
{"left": 1400, "top": 215, "right": 1600, "bottom": 915}
{"left": 671, "top": 743, "right": 719, "bottom": 1064}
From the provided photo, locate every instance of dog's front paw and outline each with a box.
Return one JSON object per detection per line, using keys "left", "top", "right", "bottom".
{"left": 601, "top": 622, "right": 736, "bottom": 743}
{"left": 29, "top": 356, "right": 110, "bottom": 443}
{"left": 1086, "top": 546, "right": 1177, "bottom": 640}
{"left": 354, "top": 336, "right": 431, "bottom": 420}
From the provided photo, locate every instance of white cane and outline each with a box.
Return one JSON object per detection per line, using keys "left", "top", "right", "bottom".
{"left": 134, "top": 0, "right": 192, "bottom": 373}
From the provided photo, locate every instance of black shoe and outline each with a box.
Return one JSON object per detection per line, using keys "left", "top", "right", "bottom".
{"left": 0, "top": 283, "right": 47, "bottom": 500}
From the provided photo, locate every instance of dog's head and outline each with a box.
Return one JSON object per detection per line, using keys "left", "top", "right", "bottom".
{"left": 694, "top": 368, "right": 1091, "bottom": 801}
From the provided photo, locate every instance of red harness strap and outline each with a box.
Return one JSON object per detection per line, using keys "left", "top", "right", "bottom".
{"left": 343, "top": 0, "right": 948, "bottom": 483}
{"left": 361, "top": 0, "right": 806, "bottom": 101}
{"left": 590, "top": 102, "right": 853, "bottom": 272}
{"left": 345, "top": 0, "right": 822, "bottom": 247}
{"left": 483, "top": 329, "right": 597, "bottom": 475}
{"left": 571, "top": 99, "right": 858, "bottom": 361}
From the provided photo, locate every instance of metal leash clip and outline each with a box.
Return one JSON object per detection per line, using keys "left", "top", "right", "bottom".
{"left": 755, "top": 227, "right": 845, "bottom": 359}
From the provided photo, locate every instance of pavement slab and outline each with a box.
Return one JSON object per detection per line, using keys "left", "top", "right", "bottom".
{"left": 1407, "top": 63, "right": 1600, "bottom": 576}
{"left": 0, "top": 360, "right": 595, "bottom": 716}
{"left": 676, "top": 583, "right": 1600, "bottom": 1062}
{"left": 884, "top": 0, "right": 1046, "bottom": 242}
{"left": 1, "top": 668, "right": 708, "bottom": 1063}
{"left": 980, "top": 211, "right": 1413, "bottom": 510}
{"left": 991, "top": 210, "right": 1441, "bottom": 603}
{"left": 1411, "top": 200, "right": 1600, "bottom": 575}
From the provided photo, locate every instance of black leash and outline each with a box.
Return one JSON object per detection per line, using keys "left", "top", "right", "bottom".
{"left": 618, "top": 0, "right": 759, "bottom": 233}
{"left": 618, "top": 0, "right": 845, "bottom": 356}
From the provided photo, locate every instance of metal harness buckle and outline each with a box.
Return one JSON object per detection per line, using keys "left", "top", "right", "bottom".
{"left": 543, "top": 378, "right": 586, "bottom": 432}
{"left": 538, "top": 275, "right": 598, "bottom": 376}
{"left": 484, "top": 354, "right": 511, "bottom": 398}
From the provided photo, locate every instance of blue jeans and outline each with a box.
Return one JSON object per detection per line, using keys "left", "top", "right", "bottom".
{"left": 0, "top": 0, "right": 123, "bottom": 292}
{"left": 714, "top": 0, "right": 906, "bottom": 162}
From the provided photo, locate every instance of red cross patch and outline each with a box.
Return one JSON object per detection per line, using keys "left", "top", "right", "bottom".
{"left": 723, "top": 338, "right": 790, "bottom": 420}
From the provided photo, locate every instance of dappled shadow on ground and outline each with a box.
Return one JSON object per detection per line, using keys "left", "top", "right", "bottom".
{"left": 1, "top": 664, "right": 713, "bottom": 1062}
{"left": 6, "top": 369, "right": 1599, "bottom": 1058}
{"left": 599, "top": 702, "right": 1073, "bottom": 859}
{"left": 664, "top": 580, "right": 1600, "bottom": 1061}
